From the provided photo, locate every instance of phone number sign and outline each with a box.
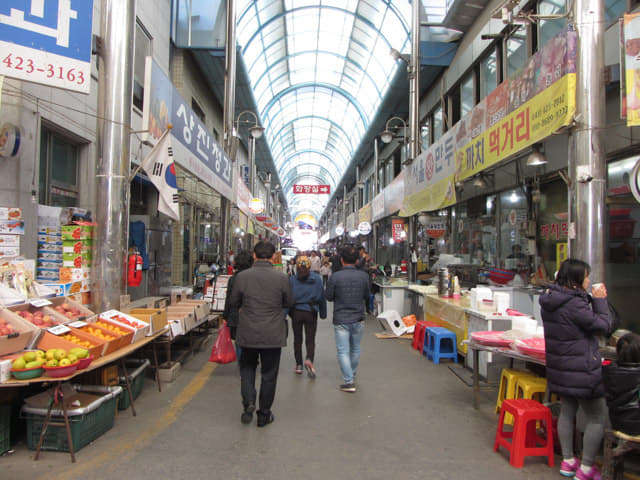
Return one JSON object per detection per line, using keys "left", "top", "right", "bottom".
{"left": 0, "top": 0, "right": 94, "bottom": 94}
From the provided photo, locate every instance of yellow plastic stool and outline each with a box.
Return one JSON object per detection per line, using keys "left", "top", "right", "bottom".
{"left": 515, "top": 376, "right": 548, "bottom": 402}
{"left": 496, "top": 369, "right": 538, "bottom": 414}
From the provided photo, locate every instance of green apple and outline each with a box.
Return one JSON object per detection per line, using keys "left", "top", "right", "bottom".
{"left": 67, "top": 354, "right": 77, "bottom": 364}
{"left": 54, "top": 349, "right": 67, "bottom": 361}
{"left": 46, "top": 359, "right": 58, "bottom": 367}
{"left": 25, "top": 361, "right": 41, "bottom": 369}
{"left": 12, "top": 357, "right": 26, "bottom": 370}
{"left": 59, "top": 358, "right": 71, "bottom": 366}
{"left": 23, "top": 351, "right": 37, "bottom": 363}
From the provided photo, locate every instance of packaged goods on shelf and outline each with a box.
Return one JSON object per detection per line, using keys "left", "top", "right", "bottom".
{"left": 42, "top": 282, "right": 79, "bottom": 297}
{"left": 0, "top": 221, "right": 24, "bottom": 235}
{"left": 0, "top": 247, "right": 19, "bottom": 258}
{"left": 0, "top": 235, "right": 20, "bottom": 247}
{"left": 0, "top": 208, "right": 21, "bottom": 221}
{"left": 61, "top": 221, "right": 95, "bottom": 241}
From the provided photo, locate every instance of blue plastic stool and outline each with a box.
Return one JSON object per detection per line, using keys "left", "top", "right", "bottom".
{"left": 423, "top": 327, "right": 458, "bottom": 364}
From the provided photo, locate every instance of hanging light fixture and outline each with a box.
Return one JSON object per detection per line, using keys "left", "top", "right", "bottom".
{"left": 526, "top": 144, "right": 547, "bottom": 167}
{"left": 472, "top": 173, "right": 489, "bottom": 188}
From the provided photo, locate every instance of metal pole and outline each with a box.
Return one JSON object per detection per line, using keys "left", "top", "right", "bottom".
{"left": 409, "top": 0, "right": 421, "bottom": 161}
{"left": 374, "top": 138, "right": 379, "bottom": 195}
{"left": 249, "top": 135, "right": 256, "bottom": 196}
{"left": 570, "top": 0, "right": 606, "bottom": 282}
{"left": 221, "top": 0, "right": 237, "bottom": 266}
{"left": 95, "top": 0, "right": 135, "bottom": 312}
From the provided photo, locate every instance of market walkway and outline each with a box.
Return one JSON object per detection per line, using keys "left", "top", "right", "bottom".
{"left": 6, "top": 309, "right": 564, "bottom": 480}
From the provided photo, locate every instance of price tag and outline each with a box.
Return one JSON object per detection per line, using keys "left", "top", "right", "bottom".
{"left": 68, "top": 320, "right": 88, "bottom": 328}
{"left": 48, "top": 324, "right": 71, "bottom": 335}
{"left": 30, "top": 298, "right": 52, "bottom": 308}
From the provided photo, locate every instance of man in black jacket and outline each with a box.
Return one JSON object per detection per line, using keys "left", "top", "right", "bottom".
{"left": 325, "top": 245, "right": 370, "bottom": 393}
{"left": 229, "top": 241, "right": 293, "bottom": 427}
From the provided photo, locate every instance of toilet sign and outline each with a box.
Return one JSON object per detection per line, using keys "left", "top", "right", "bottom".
{"left": 0, "top": 0, "right": 94, "bottom": 93}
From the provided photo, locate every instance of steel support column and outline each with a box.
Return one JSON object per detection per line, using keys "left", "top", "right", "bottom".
{"left": 95, "top": 0, "right": 135, "bottom": 311}
{"left": 570, "top": 0, "right": 606, "bottom": 282}
{"left": 408, "top": 0, "right": 420, "bottom": 284}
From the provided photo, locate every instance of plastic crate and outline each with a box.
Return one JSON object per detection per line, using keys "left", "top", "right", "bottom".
{"left": 118, "top": 359, "right": 150, "bottom": 410}
{"left": 22, "top": 384, "right": 122, "bottom": 452}
{"left": 0, "top": 405, "right": 10, "bottom": 455}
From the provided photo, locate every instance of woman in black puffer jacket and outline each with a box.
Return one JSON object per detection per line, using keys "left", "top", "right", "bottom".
{"left": 603, "top": 333, "right": 640, "bottom": 435}
{"left": 540, "top": 259, "right": 611, "bottom": 480}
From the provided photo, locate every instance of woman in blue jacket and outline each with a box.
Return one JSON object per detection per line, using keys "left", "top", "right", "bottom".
{"left": 289, "top": 256, "right": 327, "bottom": 377}
{"left": 540, "top": 259, "right": 610, "bottom": 480}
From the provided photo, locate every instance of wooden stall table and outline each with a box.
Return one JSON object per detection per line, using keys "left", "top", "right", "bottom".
{"left": 464, "top": 340, "right": 546, "bottom": 410}
{"left": 0, "top": 328, "right": 167, "bottom": 463}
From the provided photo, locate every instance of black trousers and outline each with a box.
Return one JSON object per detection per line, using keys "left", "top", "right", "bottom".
{"left": 291, "top": 309, "right": 318, "bottom": 364}
{"left": 239, "top": 347, "right": 281, "bottom": 415}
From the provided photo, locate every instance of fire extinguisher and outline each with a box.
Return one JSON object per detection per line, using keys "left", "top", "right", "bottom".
{"left": 128, "top": 252, "right": 143, "bottom": 287}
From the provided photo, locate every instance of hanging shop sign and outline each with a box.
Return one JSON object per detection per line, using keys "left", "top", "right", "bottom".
{"left": 335, "top": 225, "right": 344, "bottom": 236}
{"left": 263, "top": 217, "right": 273, "bottom": 228}
{"left": 277, "top": 227, "right": 285, "bottom": 237}
{"left": 624, "top": 13, "right": 640, "bottom": 126}
{"left": 372, "top": 192, "right": 385, "bottom": 222}
{"left": 349, "top": 229, "right": 359, "bottom": 238}
{"left": 358, "top": 221, "right": 372, "bottom": 235}
{"left": 0, "top": 0, "right": 94, "bottom": 94}
{"left": 249, "top": 198, "right": 264, "bottom": 214}
{"left": 358, "top": 202, "right": 372, "bottom": 224}
{"left": 235, "top": 166, "right": 252, "bottom": 217}
{"left": 293, "top": 184, "right": 330, "bottom": 194}
{"left": 0, "top": 123, "right": 22, "bottom": 158}
{"left": 425, "top": 219, "right": 447, "bottom": 238}
{"left": 346, "top": 212, "right": 357, "bottom": 232}
{"left": 143, "top": 58, "right": 232, "bottom": 200}
{"left": 401, "top": 25, "right": 577, "bottom": 217}
{"left": 392, "top": 218, "right": 406, "bottom": 243}
{"left": 631, "top": 159, "right": 640, "bottom": 203}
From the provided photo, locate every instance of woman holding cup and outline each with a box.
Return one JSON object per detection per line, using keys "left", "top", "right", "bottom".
{"left": 540, "top": 259, "right": 611, "bottom": 480}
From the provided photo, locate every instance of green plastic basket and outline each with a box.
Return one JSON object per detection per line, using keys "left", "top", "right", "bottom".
{"left": 118, "top": 359, "right": 149, "bottom": 410}
{"left": 0, "top": 405, "right": 10, "bottom": 455}
{"left": 23, "top": 385, "right": 122, "bottom": 452}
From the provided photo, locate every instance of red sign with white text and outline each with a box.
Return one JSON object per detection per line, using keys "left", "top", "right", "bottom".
{"left": 293, "top": 184, "right": 331, "bottom": 194}
{"left": 392, "top": 218, "right": 405, "bottom": 242}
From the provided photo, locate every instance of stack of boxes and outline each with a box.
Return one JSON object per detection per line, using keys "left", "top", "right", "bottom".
{"left": 60, "top": 222, "right": 94, "bottom": 305}
{"left": 210, "top": 275, "right": 230, "bottom": 312}
{"left": 36, "top": 206, "right": 64, "bottom": 283}
{"left": 0, "top": 207, "right": 23, "bottom": 260}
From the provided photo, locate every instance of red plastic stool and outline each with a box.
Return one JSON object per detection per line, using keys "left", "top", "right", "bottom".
{"left": 412, "top": 321, "right": 439, "bottom": 351}
{"left": 493, "top": 399, "right": 555, "bottom": 468}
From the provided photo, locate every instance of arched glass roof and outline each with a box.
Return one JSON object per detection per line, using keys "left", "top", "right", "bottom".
{"left": 237, "top": 0, "right": 411, "bottom": 222}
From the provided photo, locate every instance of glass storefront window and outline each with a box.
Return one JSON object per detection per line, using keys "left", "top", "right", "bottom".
{"left": 536, "top": 179, "right": 568, "bottom": 283}
{"left": 480, "top": 50, "right": 498, "bottom": 100}
{"left": 499, "top": 189, "right": 529, "bottom": 274}
{"left": 538, "top": 0, "right": 566, "bottom": 49}
{"left": 433, "top": 105, "right": 443, "bottom": 142}
{"left": 453, "top": 196, "right": 496, "bottom": 265}
{"left": 461, "top": 73, "right": 474, "bottom": 118}
{"left": 421, "top": 119, "right": 430, "bottom": 150}
{"left": 39, "top": 126, "right": 79, "bottom": 207}
{"left": 506, "top": 29, "right": 528, "bottom": 79}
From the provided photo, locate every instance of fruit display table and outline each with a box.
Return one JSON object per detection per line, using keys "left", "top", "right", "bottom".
{"left": 0, "top": 328, "right": 168, "bottom": 463}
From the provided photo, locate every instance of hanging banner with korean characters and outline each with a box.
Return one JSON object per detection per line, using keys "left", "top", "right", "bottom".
{"left": 143, "top": 58, "right": 233, "bottom": 200}
{"left": 624, "top": 13, "right": 640, "bottom": 126}
{"left": 0, "top": 0, "right": 94, "bottom": 93}
{"left": 456, "top": 25, "right": 576, "bottom": 181}
{"left": 234, "top": 164, "right": 252, "bottom": 218}
{"left": 400, "top": 127, "right": 457, "bottom": 216}
{"left": 392, "top": 218, "right": 406, "bottom": 242}
{"left": 372, "top": 192, "right": 385, "bottom": 222}
{"left": 293, "top": 184, "right": 330, "bottom": 194}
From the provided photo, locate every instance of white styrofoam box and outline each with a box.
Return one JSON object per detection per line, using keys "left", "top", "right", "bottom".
{"left": 493, "top": 292, "right": 510, "bottom": 314}
{"left": 377, "top": 310, "right": 408, "bottom": 336}
{"left": 0, "top": 234, "right": 20, "bottom": 247}
{"left": 511, "top": 316, "right": 538, "bottom": 335}
{"left": 0, "top": 359, "right": 12, "bottom": 383}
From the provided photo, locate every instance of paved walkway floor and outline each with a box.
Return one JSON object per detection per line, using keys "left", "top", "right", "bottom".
{"left": 4, "top": 311, "right": 569, "bottom": 480}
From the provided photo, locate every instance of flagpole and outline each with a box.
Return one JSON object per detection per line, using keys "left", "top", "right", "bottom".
{"left": 129, "top": 124, "right": 173, "bottom": 183}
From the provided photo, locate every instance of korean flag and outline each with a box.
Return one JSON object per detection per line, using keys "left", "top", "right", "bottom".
{"left": 141, "top": 132, "right": 180, "bottom": 221}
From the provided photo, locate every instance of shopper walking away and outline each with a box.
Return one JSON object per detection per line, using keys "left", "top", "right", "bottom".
{"left": 325, "top": 245, "right": 370, "bottom": 393}
{"left": 320, "top": 260, "right": 331, "bottom": 288}
{"left": 222, "top": 250, "right": 254, "bottom": 357}
{"left": 289, "top": 255, "right": 327, "bottom": 377}
{"left": 329, "top": 249, "right": 342, "bottom": 273}
{"left": 229, "top": 241, "right": 294, "bottom": 427}
{"left": 539, "top": 258, "right": 610, "bottom": 480}
{"left": 309, "top": 250, "right": 322, "bottom": 273}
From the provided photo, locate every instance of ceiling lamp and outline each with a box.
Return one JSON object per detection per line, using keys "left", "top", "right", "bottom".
{"left": 472, "top": 173, "right": 489, "bottom": 189}
{"left": 526, "top": 144, "right": 547, "bottom": 167}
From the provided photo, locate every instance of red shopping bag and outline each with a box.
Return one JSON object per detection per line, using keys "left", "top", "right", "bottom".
{"left": 209, "top": 322, "right": 237, "bottom": 364}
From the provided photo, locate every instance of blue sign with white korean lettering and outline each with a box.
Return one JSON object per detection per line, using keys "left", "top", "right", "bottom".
{"left": 0, "top": 0, "right": 93, "bottom": 61}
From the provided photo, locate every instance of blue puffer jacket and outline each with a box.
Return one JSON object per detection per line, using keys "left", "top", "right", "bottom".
{"left": 539, "top": 284, "right": 610, "bottom": 398}
{"left": 290, "top": 271, "right": 327, "bottom": 319}
{"left": 325, "top": 265, "right": 370, "bottom": 324}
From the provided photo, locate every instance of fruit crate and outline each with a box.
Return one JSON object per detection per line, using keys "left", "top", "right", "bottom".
{"left": 0, "top": 405, "right": 10, "bottom": 455}
{"left": 117, "top": 358, "right": 150, "bottom": 410}
{"left": 22, "top": 384, "right": 122, "bottom": 452}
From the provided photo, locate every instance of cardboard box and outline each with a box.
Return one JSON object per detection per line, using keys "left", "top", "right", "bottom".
{"left": 211, "top": 298, "right": 225, "bottom": 312}
{"left": 59, "top": 267, "right": 90, "bottom": 283}
{"left": 48, "top": 296, "right": 96, "bottom": 320}
{"left": 0, "top": 309, "right": 40, "bottom": 356}
{"left": 42, "top": 282, "right": 77, "bottom": 297}
{"left": 0, "top": 207, "right": 22, "bottom": 221}
{"left": 0, "top": 221, "right": 24, "bottom": 235}
{"left": 37, "top": 242, "right": 62, "bottom": 253}
{"left": 164, "top": 317, "right": 185, "bottom": 339}
{"left": 177, "top": 300, "right": 210, "bottom": 321}
{"left": 73, "top": 324, "right": 124, "bottom": 355}
{"left": 7, "top": 303, "right": 67, "bottom": 327}
{"left": 37, "top": 234, "right": 62, "bottom": 244}
{"left": 38, "top": 260, "right": 62, "bottom": 271}
{"left": 99, "top": 310, "right": 149, "bottom": 343}
{"left": 91, "top": 317, "right": 134, "bottom": 346}
{"left": 62, "top": 239, "right": 94, "bottom": 254}
{"left": 0, "top": 234, "right": 20, "bottom": 247}
{"left": 61, "top": 222, "right": 95, "bottom": 240}
{"left": 129, "top": 308, "right": 167, "bottom": 335}
{"left": 36, "top": 331, "right": 103, "bottom": 360}
{"left": 166, "top": 307, "right": 195, "bottom": 333}
{"left": 37, "top": 226, "right": 60, "bottom": 235}
{"left": 0, "top": 246, "right": 19, "bottom": 258}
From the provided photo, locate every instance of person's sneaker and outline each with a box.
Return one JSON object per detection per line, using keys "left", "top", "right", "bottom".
{"left": 340, "top": 383, "right": 356, "bottom": 393}
{"left": 256, "top": 411, "right": 274, "bottom": 427}
{"left": 559, "top": 458, "right": 578, "bottom": 477}
{"left": 304, "top": 359, "right": 316, "bottom": 378}
{"left": 241, "top": 404, "right": 255, "bottom": 424}
{"left": 294, "top": 365, "right": 303, "bottom": 374}
{"left": 574, "top": 465, "right": 601, "bottom": 480}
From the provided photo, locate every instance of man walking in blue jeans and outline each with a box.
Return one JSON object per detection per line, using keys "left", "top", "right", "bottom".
{"left": 325, "top": 245, "right": 370, "bottom": 393}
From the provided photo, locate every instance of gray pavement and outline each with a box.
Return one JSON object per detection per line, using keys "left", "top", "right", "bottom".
{"left": 3, "top": 310, "right": 566, "bottom": 480}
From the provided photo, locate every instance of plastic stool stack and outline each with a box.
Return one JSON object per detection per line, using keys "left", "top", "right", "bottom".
{"left": 423, "top": 326, "right": 458, "bottom": 364}
{"left": 515, "top": 376, "right": 548, "bottom": 402}
{"left": 493, "top": 399, "right": 555, "bottom": 468}
{"left": 411, "top": 321, "right": 439, "bottom": 351}
{"left": 496, "top": 369, "right": 538, "bottom": 424}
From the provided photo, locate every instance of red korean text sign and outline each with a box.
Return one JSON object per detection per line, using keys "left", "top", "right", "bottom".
{"left": 293, "top": 185, "right": 331, "bottom": 194}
